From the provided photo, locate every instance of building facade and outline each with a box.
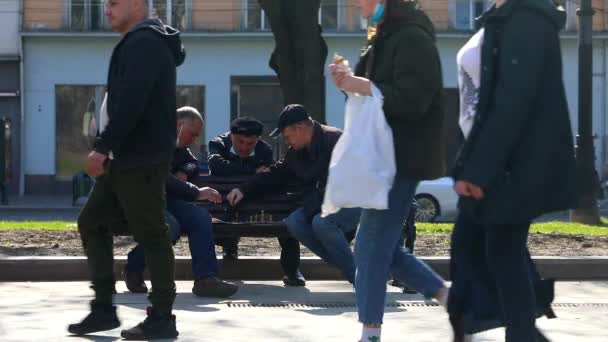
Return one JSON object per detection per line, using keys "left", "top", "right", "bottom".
{"left": 15, "top": 0, "right": 608, "bottom": 195}
{"left": 0, "top": 0, "right": 21, "bottom": 195}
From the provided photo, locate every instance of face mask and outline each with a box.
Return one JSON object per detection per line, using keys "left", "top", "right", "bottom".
{"left": 370, "top": 2, "right": 385, "bottom": 24}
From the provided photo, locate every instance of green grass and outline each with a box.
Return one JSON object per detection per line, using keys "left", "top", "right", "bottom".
{"left": 0, "top": 221, "right": 77, "bottom": 231}
{"left": 1, "top": 220, "right": 608, "bottom": 236}
{"left": 415, "top": 221, "right": 608, "bottom": 236}
{"left": 529, "top": 222, "right": 608, "bottom": 236}
{"left": 417, "top": 223, "right": 454, "bottom": 234}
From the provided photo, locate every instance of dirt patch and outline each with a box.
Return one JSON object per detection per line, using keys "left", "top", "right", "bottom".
{"left": 1, "top": 230, "right": 607, "bottom": 257}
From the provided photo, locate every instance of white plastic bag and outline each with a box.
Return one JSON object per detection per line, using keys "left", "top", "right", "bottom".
{"left": 321, "top": 85, "right": 396, "bottom": 217}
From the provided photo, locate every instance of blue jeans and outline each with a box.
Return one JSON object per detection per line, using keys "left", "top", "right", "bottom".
{"left": 355, "top": 178, "right": 445, "bottom": 324}
{"left": 286, "top": 207, "right": 361, "bottom": 283}
{"left": 127, "top": 199, "right": 218, "bottom": 280}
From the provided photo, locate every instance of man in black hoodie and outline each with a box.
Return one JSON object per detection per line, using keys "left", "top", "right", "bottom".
{"left": 68, "top": 0, "right": 185, "bottom": 340}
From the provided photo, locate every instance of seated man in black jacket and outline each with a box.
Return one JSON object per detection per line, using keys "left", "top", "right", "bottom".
{"left": 227, "top": 105, "right": 361, "bottom": 285}
{"left": 208, "top": 117, "right": 305, "bottom": 286}
{"left": 124, "top": 106, "right": 238, "bottom": 298}
{"left": 208, "top": 117, "right": 273, "bottom": 260}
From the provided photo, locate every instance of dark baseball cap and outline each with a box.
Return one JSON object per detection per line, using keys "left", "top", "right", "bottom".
{"left": 269, "top": 104, "right": 311, "bottom": 137}
{"left": 230, "top": 117, "right": 264, "bottom": 136}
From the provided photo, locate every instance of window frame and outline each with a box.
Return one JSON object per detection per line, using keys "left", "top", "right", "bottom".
{"left": 241, "top": 0, "right": 344, "bottom": 32}
{"left": 241, "top": 0, "right": 270, "bottom": 31}
{"left": 318, "top": 0, "right": 341, "bottom": 31}
{"left": 148, "top": 0, "right": 192, "bottom": 29}
{"left": 67, "top": 0, "right": 109, "bottom": 31}
{"left": 450, "top": 0, "right": 488, "bottom": 32}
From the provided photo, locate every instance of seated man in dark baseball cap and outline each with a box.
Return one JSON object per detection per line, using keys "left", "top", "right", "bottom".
{"left": 208, "top": 117, "right": 305, "bottom": 286}
{"left": 226, "top": 105, "right": 361, "bottom": 285}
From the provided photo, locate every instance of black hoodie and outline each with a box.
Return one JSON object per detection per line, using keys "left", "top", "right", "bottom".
{"left": 94, "top": 18, "right": 186, "bottom": 169}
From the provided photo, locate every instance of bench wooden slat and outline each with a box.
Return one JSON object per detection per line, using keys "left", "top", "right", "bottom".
{"left": 114, "top": 175, "right": 300, "bottom": 240}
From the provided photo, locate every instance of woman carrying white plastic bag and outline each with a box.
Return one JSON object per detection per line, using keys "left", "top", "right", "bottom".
{"left": 322, "top": 84, "right": 395, "bottom": 216}
{"left": 329, "top": 1, "right": 450, "bottom": 341}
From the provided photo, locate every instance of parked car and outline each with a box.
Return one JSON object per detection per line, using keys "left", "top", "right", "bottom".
{"left": 415, "top": 177, "right": 459, "bottom": 222}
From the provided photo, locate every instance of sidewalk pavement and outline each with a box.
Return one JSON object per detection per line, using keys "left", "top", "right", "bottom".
{"left": 0, "top": 281, "right": 606, "bottom": 341}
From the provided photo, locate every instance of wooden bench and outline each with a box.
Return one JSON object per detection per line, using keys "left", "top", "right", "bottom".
{"left": 112, "top": 175, "right": 406, "bottom": 249}
{"left": 193, "top": 175, "right": 302, "bottom": 239}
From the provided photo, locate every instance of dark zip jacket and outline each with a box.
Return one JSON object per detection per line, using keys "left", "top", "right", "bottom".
{"left": 94, "top": 18, "right": 186, "bottom": 169}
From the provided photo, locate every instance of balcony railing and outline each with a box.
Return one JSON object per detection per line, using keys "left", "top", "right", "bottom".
{"left": 21, "top": 0, "right": 608, "bottom": 34}
{"left": 22, "top": 0, "right": 366, "bottom": 33}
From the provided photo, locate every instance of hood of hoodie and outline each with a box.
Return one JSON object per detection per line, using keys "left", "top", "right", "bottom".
{"left": 127, "top": 18, "right": 186, "bottom": 66}
{"left": 380, "top": 1, "right": 436, "bottom": 41}
{"left": 478, "top": 0, "right": 566, "bottom": 30}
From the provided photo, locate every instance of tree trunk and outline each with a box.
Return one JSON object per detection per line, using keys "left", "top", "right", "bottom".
{"left": 258, "top": 0, "right": 328, "bottom": 123}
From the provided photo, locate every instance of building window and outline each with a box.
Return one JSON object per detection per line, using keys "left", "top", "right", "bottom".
{"left": 176, "top": 86, "right": 206, "bottom": 159}
{"left": 450, "top": 0, "right": 487, "bottom": 31}
{"left": 172, "top": 0, "right": 189, "bottom": 31}
{"left": 242, "top": 0, "right": 270, "bottom": 31}
{"left": 231, "top": 76, "right": 286, "bottom": 159}
{"left": 149, "top": 0, "right": 168, "bottom": 24}
{"left": 55, "top": 85, "right": 205, "bottom": 179}
{"left": 55, "top": 85, "right": 106, "bottom": 180}
{"left": 149, "top": 0, "right": 191, "bottom": 30}
{"left": 319, "top": 0, "right": 339, "bottom": 31}
{"left": 69, "top": 0, "right": 108, "bottom": 31}
{"left": 242, "top": 0, "right": 345, "bottom": 32}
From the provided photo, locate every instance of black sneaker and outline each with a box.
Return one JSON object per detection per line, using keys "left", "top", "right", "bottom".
{"left": 283, "top": 270, "right": 306, "bottom": 287}
{"left": 222, "top": 249, "right": 238, "bottom": 261}
{"left": 120, "top": 307, "right": 178, "bottom": 340}
{"left": 67, "top": 303, "right": 120, "bottom": 336}
{"left": 192, "top": 277, "right": 239, "bottom": 298}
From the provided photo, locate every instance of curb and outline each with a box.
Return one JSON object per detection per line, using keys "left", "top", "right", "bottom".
{"left": 1, "top": 256, "right": 607, "bottom": 282}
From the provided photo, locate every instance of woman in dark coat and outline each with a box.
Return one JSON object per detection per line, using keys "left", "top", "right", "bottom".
{"left": 450, "top": 0, "right": 576, "bottom": 341}
{"left": 329, "top": 1, "right": 449, "bottom": 341}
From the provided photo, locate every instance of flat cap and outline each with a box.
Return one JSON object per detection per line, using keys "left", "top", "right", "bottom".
{"left": 230, "top": 117, "right": 264, "bottom": 136}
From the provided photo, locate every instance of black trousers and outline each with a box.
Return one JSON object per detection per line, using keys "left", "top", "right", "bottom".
{"left": 78, "top": 163, "right": 175, "bottom": 315}
{"left": 449, "top": 212, "right": 548, "bottom": 341}
{"left": 217, "top": 237, "right": 300, "bottom": 275}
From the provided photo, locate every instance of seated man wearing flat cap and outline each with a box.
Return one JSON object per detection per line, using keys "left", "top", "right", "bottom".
{"left": 208, "top": 117, "right": 306, "bottom": 286}
{"left": 226, "top": 105, "right": 361, "bottom": 285}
